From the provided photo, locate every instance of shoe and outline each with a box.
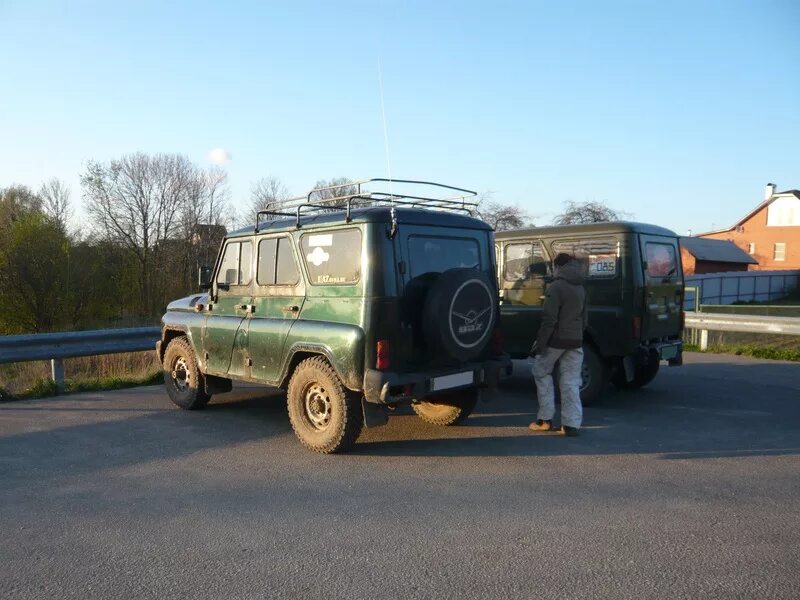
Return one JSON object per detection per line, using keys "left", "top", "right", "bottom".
{"left": 560, "top": 426, "right": 579, "bottom": 437}
{"left": 529, "top": 419, "right": 554, "bottom": 432}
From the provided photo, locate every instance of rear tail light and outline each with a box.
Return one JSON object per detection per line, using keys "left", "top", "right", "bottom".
{"left": 491, "top": 328, "right": 504, "bottom": 355}
{"left": 376, "top": 339, "right": 390, "bottom": 370}
{"left": 632, "top": 316, "right": 641, "bottom": 339}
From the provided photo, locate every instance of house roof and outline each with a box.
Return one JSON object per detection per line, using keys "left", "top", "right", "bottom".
{"left": 680, "top": 237, "right": 758, "bottom": 265}
{"left": 695, "top": 190, "right": 800, "bottom": 236}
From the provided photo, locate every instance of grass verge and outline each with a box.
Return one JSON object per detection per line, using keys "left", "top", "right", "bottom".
{"left": 684, "top": 343, "right": 800, "bottom": 362}
{"left": 0, "top": 351, "right": 163, "bottom": 401}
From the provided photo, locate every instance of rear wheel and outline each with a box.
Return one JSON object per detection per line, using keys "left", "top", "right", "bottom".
{"left": 613, "top": 356, "right": 660, "bottom": 390}
{"left": 163, "top": 336, "right": 211, "bottom": 410}
{"left": 286, "top": 356, "right": 363, "bottom": 454}
{"left": 412, "top": 388, "right": 479, "bottom": 426}
{"left": 579, "top": 345, "right": 607, "bottom": 405}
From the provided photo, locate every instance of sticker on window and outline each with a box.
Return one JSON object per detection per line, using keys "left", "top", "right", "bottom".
{"left": 307, "top": 246, "right": 330, "bottom": 266}
{"left": 308, "top": 234, "right": 333, "bottom": 247}
{"left": 588, "top": 254, "right": 617, "bottom": 277}
{"left": 300, "top": 228, "right": 361, "bottom": 285}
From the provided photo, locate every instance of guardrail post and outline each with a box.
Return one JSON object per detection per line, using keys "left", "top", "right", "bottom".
{"left": 699, "top": 330, "right": 708, "bottom": 351}
{"left": 50, "top": 358, "right": 65, "bottom": 393}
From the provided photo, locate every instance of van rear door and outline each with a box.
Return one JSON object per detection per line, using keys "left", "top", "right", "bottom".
{"left": 639, "top": 234, "right": 683, "bottom": 340}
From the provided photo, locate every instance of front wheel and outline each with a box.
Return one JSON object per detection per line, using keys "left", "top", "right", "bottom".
{"left": 163, "top": 336, "right": 211, "bottom": 410}
{"left": 286, "top": 356, "right": 363, "bottom": 454}
{"left": 412, "top": 388, "right": 479, "bottom": 426}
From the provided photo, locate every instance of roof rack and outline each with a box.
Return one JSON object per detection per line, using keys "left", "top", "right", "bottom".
{"left": 255, "top": 178, "right": 478, "bottom": 232}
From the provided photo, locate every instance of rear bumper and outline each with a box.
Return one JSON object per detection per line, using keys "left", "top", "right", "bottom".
{"left": 363, "top": 355, "right": 513, "bottom": 404}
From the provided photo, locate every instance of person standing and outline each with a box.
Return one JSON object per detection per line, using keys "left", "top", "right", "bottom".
{"left": 529, "top": 253, "right": 588, "bottom": 436}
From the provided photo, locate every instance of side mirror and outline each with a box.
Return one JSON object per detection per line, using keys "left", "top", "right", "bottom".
{"left": 198, "top": 266, "right": 213, "bottom": 290}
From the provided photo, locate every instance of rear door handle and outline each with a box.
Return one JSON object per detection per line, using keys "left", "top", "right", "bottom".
{"left": 238, "top": 304, "right": 255, "bottom": 314}
{"left": 284, "top": 305, "right": 300, "bottom": 313}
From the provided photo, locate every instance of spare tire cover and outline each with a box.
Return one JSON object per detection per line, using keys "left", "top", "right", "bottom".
{"left": 422, "top": 268, "right": 496, "bottom": 362}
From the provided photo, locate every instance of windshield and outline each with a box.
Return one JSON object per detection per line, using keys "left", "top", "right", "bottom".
{"left": 408, "top": 235, "right": 480, "bottom": 278}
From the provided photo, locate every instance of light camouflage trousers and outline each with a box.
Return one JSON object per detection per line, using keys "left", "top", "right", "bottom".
{"left": 532, "top": 346, "right": 583, "bottom": 428}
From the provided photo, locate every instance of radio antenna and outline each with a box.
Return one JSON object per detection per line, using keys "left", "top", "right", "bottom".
{"left": 378, "top": 59, "right": 397, "bottom": 236}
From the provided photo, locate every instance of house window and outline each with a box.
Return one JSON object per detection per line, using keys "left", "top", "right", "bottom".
{"left": 774, "top": 243, "right": 786, "bottom": 261}
{"left": 748, "top": 242, "right": 755, "bottom": 255}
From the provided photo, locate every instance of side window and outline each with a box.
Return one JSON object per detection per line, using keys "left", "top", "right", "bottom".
{"left": 257, "top": 238, "right": 278, "bottom": 285}
{"left": 300, "top": 229, "right": 362, "bottom": 285}
{"left": 645, "top": 243, "right": 678, "bottom": 278}
{"left": 257, "top": 237, "right": 301, "bottom": 285}
{"left": 503, "top": 241, "right": 547, "bottom": 282}
{"left": 239, "top": 241, "right": 252, "bottom": 285}
{"left": 551, "top": 238, "right": 619, "bottom": 279}
{"left": 276, "top": 238, "right": 300, "bottom": 284}
{"left": 216, "top": 241, "right": 253, "bottom": 286}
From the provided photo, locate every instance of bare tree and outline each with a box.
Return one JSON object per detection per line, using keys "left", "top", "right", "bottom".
{"left": 309, "top": 177, "right": 359, "bottom": 205}
{"left": 250, "top": 176, "right": 291, "bottom": 218}
{"left": 552, "top": 200, "right": 628, "bottom": 225}
{"left": 81, "top": 152, "right": 224, "bottom": 315}
{"left": 477, "top": 192, "right": 532, "bottom": 231}
{"left": 38, "top": 178, "right": 72, "bottom": 232}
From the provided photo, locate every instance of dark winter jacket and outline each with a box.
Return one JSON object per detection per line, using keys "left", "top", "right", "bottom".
{"left": 536, "top": 260, "right": 589, "bottom": 350}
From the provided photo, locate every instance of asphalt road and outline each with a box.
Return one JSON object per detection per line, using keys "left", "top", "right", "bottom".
{"left": 1, "top": 352, "right": 799, "bottom": 599}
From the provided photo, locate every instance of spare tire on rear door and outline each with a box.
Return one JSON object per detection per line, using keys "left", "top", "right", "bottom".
{"left": 422, "top": 268, "right": 496, "bottom": 362}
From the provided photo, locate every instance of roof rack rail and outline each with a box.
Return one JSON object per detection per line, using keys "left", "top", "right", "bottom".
{"left": 255, "top": 178, "right": 478, "bottom": 232}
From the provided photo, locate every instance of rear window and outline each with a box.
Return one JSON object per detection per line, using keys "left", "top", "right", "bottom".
{"left": 551, "top": 238, "right": 619, "bottom": 279}
{"left": 300, "top": 229, "right": 362, "bottom": 285}
{"left": 408, "top": 236, "right": 480, "bottom": 278}
{"left": 645, "top": 242, "right": 678, "bottom": 278}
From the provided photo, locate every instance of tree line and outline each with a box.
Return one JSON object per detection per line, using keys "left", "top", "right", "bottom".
{"left": 0, "top": 152, "right": 623, "bottom": 335}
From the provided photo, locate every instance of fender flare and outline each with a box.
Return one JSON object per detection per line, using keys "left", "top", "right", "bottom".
{"left": 278, "top": 342, "right": 363, "bottom": 391}
{"left": 158, "top": 325, "right": 197, "bottom": 362}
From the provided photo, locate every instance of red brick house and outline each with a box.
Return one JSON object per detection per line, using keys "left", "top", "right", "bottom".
{"left": 696, "top": 183, "right": 800, "bottom": 270}
{"left": 679, "top": 237, "right": 757, "bottom": 275}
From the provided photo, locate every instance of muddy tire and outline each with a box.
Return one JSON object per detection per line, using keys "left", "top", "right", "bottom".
{"left": 286, "top": 356, "right": 363, "bottom": 454}
{"left": 412, "top": 388, "right": 479, "bottom": 426}
{"left": 163, "top": 336, "right": 211, "bottom": 410}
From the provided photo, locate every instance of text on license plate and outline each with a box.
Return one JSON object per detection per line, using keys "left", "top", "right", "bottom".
{"left": 431, "top": 371, "right": 474, "bottom": 391}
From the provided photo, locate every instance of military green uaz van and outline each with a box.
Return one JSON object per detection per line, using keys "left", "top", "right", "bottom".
{"left": 157, "top": 180, "right": 511, "bottom": 453}
{"left": 496, "top": 222, "right": 684, "bottom": 402}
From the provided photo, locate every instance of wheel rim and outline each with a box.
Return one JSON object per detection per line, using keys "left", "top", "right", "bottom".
{"left": 303, "top": 383, "right": 332, "bottom": 430}
{"left": 171, "top": 356, "right": 191, "bottom": 392}
{"left": 580, "top": 361, "right": 591, "bottom": 392}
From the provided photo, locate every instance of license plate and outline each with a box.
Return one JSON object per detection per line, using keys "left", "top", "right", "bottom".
{"left": 431, "top": 371, "right": 473, "bottom": 391}
{"left": 660, "top": 345, "right": 679, "bottom": 360}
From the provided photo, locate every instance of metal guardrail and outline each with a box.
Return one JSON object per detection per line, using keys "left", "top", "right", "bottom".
{"left": 0, "top": 327, "right": 161, "bottom": 392}
{"left": 684, "top": 311, "right": 800, "bottom": 350}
